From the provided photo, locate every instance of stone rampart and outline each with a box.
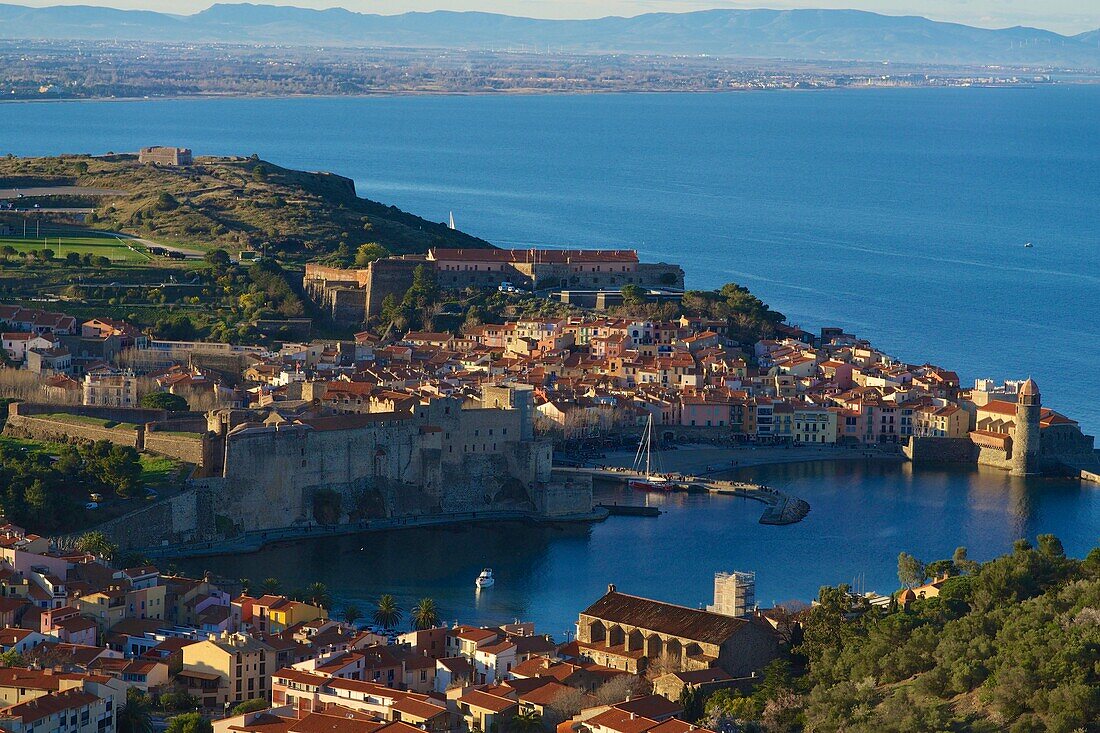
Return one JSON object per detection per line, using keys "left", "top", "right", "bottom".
{"left": 144, "top": 432, "right": 206, "bottom": 465}
{"left": 6, "top": 412, "right": 140, "bottom": 449}
{"left": 903, "top": 436, "right": 976, "bottom": 464}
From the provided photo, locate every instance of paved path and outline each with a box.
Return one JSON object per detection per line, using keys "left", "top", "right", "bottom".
{"left": 0, "top": 186, "right": 125, "bottom": 198}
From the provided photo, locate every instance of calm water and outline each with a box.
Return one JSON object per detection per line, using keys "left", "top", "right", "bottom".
{"left": 172, "top": 461, "right": 1100, "bottom": 633}
{"left": 4, "top": 89, "right": 1099, "bottom": 629}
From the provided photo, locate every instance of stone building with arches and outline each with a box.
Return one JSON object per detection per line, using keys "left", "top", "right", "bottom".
{"left": 574, "top": 586, "right": 780, "bottom": 677}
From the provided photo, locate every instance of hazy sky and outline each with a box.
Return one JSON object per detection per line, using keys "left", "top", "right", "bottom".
{"left": 15, "top": 1, "right": 1100, "bottom": 34}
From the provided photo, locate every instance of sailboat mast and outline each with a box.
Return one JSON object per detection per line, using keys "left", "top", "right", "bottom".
{"left": 645, "top": 415, "right": 652, "bottom": 477}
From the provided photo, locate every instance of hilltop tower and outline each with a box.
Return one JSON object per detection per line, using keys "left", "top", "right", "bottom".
{"left": 1012, "top": 378, "right": 1042, "bottom": 476}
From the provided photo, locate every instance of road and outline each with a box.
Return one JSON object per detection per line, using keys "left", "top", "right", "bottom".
{"left": 0, "top": 186, "right": 125, "bottom": 198}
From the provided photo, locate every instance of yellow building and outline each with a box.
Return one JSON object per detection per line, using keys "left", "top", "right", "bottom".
{"left": 240, "top": 596, "right": 327, "bottom": 635}
{"left": 793, "top": 407, "right": 838, "bottom": 444}
{"left": 179, "top": 633, "right": 273, "bottom": 709}
{"left": 913, "top": 404, "right": 969, "bottom": 438}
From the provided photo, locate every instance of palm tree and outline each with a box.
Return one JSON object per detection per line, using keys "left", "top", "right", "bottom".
{"left": 373, "top": 594, "right": 403, "bottom": 631}
{"left": 118, "top": 689, "right": 154, "bottom": 733}
{"left": 305, "top": 582, "right": 331, "bottom": 609}
{"left": 508, "top": 710, "right": 543, "bottom": 733}
{"left": 411, "top": 597, "right": 440, "bottom": 630}
{"left": 341, "top": 604, "right": 363, "bottom": 626}
{"left": 260, "top": 577, "right": 282, "bottom": 595}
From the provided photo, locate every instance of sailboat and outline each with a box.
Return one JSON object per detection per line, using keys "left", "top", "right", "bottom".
{"left": 630, "top": 414, "right": 674, "bottom": 491}
{"left": 448, "top": 211, "right": 456, "bottom": 230}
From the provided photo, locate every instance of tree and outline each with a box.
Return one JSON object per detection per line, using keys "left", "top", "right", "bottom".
{"left": 1037, "top": 534, "right": 1065, "bottom": 558}
{"left": 158, "top": 691, "right": 199, "bottom": 713}
{"left": 165, "top": 712, "right": 212, "bottom": 733}
{"left": 156, "top": 192, "right": 179, "bottom": 211}
{"left": 410, "top": 597, "right": 440, "bottom": 630}
{"left": 204, "top": 248, "right": 231, "bottom": 268}
{"left": 508, "top": 710, "right": 543, "bottom": 733}
{"left": 593, "top": 675, "right": 640, "bottom": 705}
{"left": 620, "top": 284, "right": 646, "bottom": 307}
{"left": 354, "top": 243, "right": 390, "bottom": 267}
{"left": 341, "top": 604, "right": 363, "bottom": 626}
{"left": 953, "top": 546, "right": 979, "bottom": 575}
{"left": 260, "top": 577, "right": 282, "bottom": 595}
{"left": 373, "top": 594, "right": 402, "bottom": 630}
{"left": 679, "top": 685, "right": 704, "bottom": 723}
{"left": 0, "top": 649, "right": 24, "bottom": 667}
{"left": 74, "top": 531, "right": 119, "bottom": 561}
{"left": 304, "top": 582, "right": 331, "bottom": 609}
{"left": 546, "top": 687, "right": 587, "bottom": 722}
{"left": 229, "top": 699, "right": 268, "bottom": 716}
{"left": 140, "top": 392, "right": 188, "bottom": 411}
{"left": 118, "top": 689, "right": 154, "bottom": 733}
{"left": 897, "top": 551, "right": 927, "bottom": 589}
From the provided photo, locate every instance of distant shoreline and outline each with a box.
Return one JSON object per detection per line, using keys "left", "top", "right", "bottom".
{"left": 0, "top": 82, "right": 1082, "bottom": 106}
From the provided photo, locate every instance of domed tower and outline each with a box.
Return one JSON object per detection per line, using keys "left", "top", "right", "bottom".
{"left": 1012, "top": 378, "right": 1042, "bottom": 475}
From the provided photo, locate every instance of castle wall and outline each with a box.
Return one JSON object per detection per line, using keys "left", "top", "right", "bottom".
{"left": 88, "top": 488, "right": 206, "bottom": 550}
{"left": 6, "top": 413, "right": 141, "bottom": 449}
{"left": 363, "top": 259, "right": 420, "bottom": 321}
{"left": 144, "top": 432, "right": 206, "bottom": 465}
{"left": 903, "top": 436, "right": 975, "bottom": 464}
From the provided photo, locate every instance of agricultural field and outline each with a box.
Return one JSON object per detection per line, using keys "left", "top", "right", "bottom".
{"left": 0, "top": 234, "right": 150, "bottom": 262}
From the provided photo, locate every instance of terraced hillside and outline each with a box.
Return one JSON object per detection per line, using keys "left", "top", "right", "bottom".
{"left": 0, "top": 153, "right": 491, "bottom": 258}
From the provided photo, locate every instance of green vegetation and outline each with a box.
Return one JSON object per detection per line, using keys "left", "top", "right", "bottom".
{"left": 0, "top": 236, "right": 146, "bottom": 262}
{"left": 702, "top": 536, "right": 1099, "bottom": 732}
{"left": 373, "top": 594, "right": 403, "bottom": 631}
{"left": 0, "top": 438, "right": 144, "bottom": 530}
{"left": 411, "top": 597, "right": 441, "bottom": 630}
{"left": 139, "top": 391, "right": 188, "bottom": 411}
{"left": 117, "top": 689, "right": 154, "bottom": 733}
{"left": 341, "top": 604, "right": 363, "bottom": 626}
{"left": 165, "top": 712, "right": 212, "bottom": 733}
{"left": 228, "top": 699, "right": 269, "bottom": 716}
{"left": 0, "top": 154, "right": 491, "bottom": 258}
{"left": 74, "top": 531, "right": 119, "bottom": 560}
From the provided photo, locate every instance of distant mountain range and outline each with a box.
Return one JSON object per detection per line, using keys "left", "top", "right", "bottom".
{"left": 1, "top": 3, "right": 1099, "bottom": 68}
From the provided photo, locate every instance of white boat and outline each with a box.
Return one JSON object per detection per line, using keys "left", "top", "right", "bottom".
{"left": 1024, "top": 242, "right": 1033, "bottom": 248}
{"left": 475, "top": 568, "right": 495, "bottom": 589}
{"left": 630, "top": 415, "right": 675, "bottom": 491}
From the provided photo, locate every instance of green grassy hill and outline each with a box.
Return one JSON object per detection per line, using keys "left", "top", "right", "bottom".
{"left": 0, "top": 153, "right": 491, "bottom": 258}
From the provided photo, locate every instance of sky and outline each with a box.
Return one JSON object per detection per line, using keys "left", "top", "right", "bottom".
{"left": 12, "top": 1, "right": 1100, "bottom": 35}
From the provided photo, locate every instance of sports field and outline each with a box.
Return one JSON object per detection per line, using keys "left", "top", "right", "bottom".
{"left": 0, "top": 235, "right": 149, "bottom": 262}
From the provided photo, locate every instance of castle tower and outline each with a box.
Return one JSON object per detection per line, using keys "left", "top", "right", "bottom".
{"left": 1011, "top": 378, "right": 1042, "bottom": 475}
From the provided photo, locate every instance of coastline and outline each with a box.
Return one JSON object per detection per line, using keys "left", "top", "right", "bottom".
{"left": 589, "top": 443, "right": 905, "bottom": 477}
{"left": 140, "top": 506, "right": 611, "bottom": 560}
{"left": 0, "top": 83, "right": 1068, "bottom": 107}
{"left": 148, "top": 446, "right": 902, "bottom": 561}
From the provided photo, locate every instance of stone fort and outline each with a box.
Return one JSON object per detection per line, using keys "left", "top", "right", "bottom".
{"left": 304, "top": 248, "right": 686, "bottom": 325}
{"left": 9, "top": 384, "right": 593, "bottom": 551}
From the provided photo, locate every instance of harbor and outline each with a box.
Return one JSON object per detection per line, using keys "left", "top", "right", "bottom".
{"left": 554, "top": 465, "right": 811, "bottom": 525}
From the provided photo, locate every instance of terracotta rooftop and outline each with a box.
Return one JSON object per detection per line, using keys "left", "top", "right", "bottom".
{"left": 581, "top": 590, "right": 749, "bottom": 645}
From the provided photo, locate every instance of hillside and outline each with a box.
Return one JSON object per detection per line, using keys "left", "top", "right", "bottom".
{"left": 0, "top": 3, "right": 1098, "bottom": 68}
{"left": 0, "top": 154, "right": 491, "bottom": 258}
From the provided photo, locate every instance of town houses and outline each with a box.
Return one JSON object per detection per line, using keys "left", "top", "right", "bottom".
{"left": 0, "top": 523, "right": 777, "bottom": 733}
{"left": 0, "top": 296, "right": 1093, "bottom": 480}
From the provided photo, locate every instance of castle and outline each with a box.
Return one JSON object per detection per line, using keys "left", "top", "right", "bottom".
{"left": 969, "top": 378, "right": 1095, "bottom": 476}
{"left": 7, "top": 384, "right": 594, "bottom": 552}
{"left": 304, "top": 248, "right": 685, "bottom": 325}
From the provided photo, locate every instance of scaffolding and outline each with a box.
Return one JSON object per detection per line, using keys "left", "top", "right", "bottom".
{"left": 708, "top": 571, "right": 756, "bottom": 618}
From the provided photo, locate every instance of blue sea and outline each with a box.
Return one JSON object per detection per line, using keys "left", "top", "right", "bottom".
{"left": 4, "top": 88, "right": 1099, "bottom": 628}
